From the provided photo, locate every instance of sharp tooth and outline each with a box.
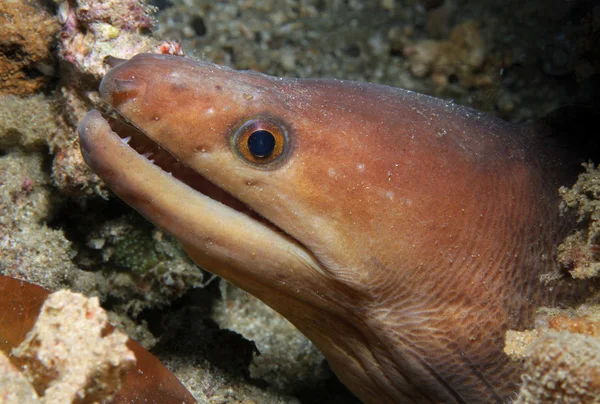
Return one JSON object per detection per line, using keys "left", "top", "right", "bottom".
{"left": 121, "top": 136, "right": 131, "bottom": 144}
{"left": 149, "top": 159, "right": 155, "bottom": 163}
{"left": 142, "top": 152, "right": 153, "bottom": 159}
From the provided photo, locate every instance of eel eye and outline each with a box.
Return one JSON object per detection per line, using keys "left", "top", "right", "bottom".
{"left": 231, "top": 116, "right": 289, "bottom": 167}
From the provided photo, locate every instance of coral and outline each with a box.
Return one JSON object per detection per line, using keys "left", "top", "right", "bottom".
{"left": 504, "top": 329, "right": 540, "bottom": 360}
{"left": 0, "top": 149, "right": 80, "bottom": 290}
{"left": 0, "top": 94, "right": 59, "bottom": 151}
{"left": 53, "top": 0, "right": 182, "bottom": 200}
{"left": 0, "top": 353, "right": 39, "bottom": 403}
{"left": 0, "top": 275, "right": 196, "bottom": 403}
{"left": 57, "top": 0, "right": 182, "bottom": 80}
{"left": 51, "top": 86, "right": 109, "bottom": 198}
{"left": 403, "top": 20, "right": 493, "bottom": 89}
{"left": 0, "top": 0, "right": 59, "bottom": 96}
{"left": 51, "top": 136, "right": 108, "bottom": 198}
{"left": 507, "top": 306, "right": 600, "bottom": 403}
{"left": 10, "top": 290, "right": 136, "bottom": 403}
{"left": 516, "top": 331, "right": 600, "bottom": 403}
{"left": 549, "top": 315, "right": 600, "bottom": 336}
{"left": 558, "top": 163, "right": 600, "bottom": 279}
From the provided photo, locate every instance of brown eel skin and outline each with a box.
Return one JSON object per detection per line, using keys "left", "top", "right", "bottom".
{"left": 78, "top": 53, "right": 580, "bottom": 403}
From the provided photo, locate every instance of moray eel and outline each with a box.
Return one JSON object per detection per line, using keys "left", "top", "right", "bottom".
{"left": 78, "top": 53, "right": 576, "bottom": 403}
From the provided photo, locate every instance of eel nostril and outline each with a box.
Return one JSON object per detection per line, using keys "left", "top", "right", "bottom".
{"left": 104, "top": 55, "right": 128, "bottom": 68}
{"left": 103, "top": 78, "right": 140, "bottom": 107}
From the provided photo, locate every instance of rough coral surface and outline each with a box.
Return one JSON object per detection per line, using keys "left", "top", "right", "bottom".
{"left": 558, "top": 163, "right": 600, "bottom": 279}
{"left": 58, "top": 0, "right": 181, "bottom": 79}
{"left": 10, "top": 290, "right": 136, "bottom": 403}
{"left": 507, "top": 307, "right": 600, "bottom": 403}
{"left": 516, "top": 331, "right": 600, "bottom": 404}
{"left": 0, "top": 95, "right": 60, "bottom": 151}
{"left": 53, "top": 0, "right": 182, "bottom": 200}
{"left": 0, "top": 352, "right": 38, "bottom": 403}
{"left": 0, "top": 0, "right": 59, "bottom": 95}
{"left": 0, "top": 150, "right": 78, "bottom": 290}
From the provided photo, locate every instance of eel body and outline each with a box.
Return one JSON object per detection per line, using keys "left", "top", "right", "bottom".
{"left": 78, "top": 53, "right": 575, "bottom": 403}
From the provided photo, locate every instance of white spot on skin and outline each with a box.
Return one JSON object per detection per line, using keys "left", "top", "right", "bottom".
{"left": 205, "top": 107, "right": 215, "bottom": 115}
{"left": 328, "top": 168, "right": 337, "bottom": 178}
{"left": 357, "top": 163, "right": 365, "bottom": 172}
{"left": 386, "top": 191, "right": 394, "bottom": 201}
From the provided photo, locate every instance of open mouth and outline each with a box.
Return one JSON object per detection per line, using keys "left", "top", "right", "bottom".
{"left": 82, "top": 105, "right": 330, "bottom": 275}
{"left": 81, "top": 104, "right": 319, "bottom": 262}
{"left": 99, "top": 109, "right": 260, "bottom": 219}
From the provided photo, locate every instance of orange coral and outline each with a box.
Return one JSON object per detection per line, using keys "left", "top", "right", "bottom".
{"left": 549, "top": 316, "right": 600, "bottom": 337}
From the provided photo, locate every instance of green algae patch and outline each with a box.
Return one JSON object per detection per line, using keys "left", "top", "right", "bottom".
{"left": 111, "top": 224, "right": 178, "bottom": 276}
{"left": 83, "top": 214, "right": 204, "bottom": 313}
